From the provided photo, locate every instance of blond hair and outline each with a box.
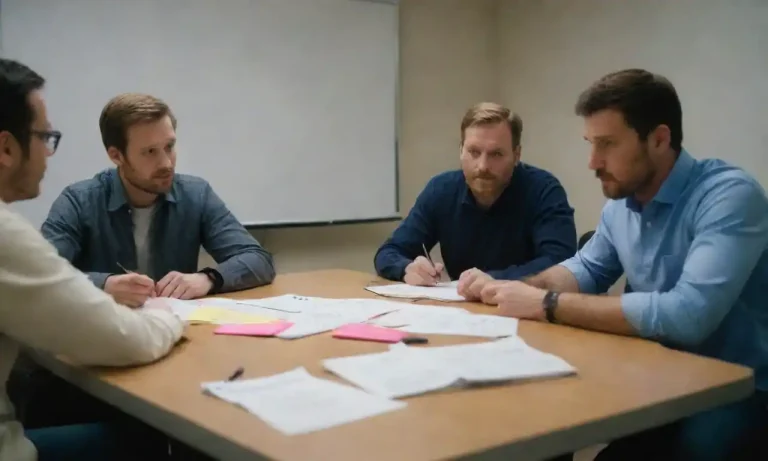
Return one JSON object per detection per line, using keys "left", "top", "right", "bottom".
{"left": 460, "top": 102, "right": 522, "bottom": 147}
{"left": 99, "top": 93, "right": 177, "bottom": 153}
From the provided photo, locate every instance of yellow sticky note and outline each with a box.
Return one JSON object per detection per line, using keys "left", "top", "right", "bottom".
{"left": 187, "top": 306, "right": 277, "bottom": 325}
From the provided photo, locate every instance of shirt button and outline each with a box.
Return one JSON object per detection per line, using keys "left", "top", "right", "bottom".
{"left": 646, "top": 222, "right": 652, "bottom": 228}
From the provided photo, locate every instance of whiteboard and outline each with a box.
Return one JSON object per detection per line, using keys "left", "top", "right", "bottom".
{"left": 1, "top": 0, "right": 399, "bottom": 227}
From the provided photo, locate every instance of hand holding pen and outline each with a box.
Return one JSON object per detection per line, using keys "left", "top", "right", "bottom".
{"left": 403, "top": 243, "right": 444, "bottom": 286}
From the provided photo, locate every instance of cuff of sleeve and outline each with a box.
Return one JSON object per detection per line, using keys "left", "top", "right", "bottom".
{"left": 141, "top": 309, "right": 184, "bottom": 343}
{"left": 620, "top": 291, "right": 655, "bottom": 338}
{"left": 89, "top": 272, "right": 112, "bottom": 289}
{"left": 558, "top": 258, "right": 596, "bottom": 293}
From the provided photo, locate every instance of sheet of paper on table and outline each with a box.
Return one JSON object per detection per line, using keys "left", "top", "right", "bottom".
{"left": 397, "top": 313, "right": 519, "bottom": 338}
{"left": 201, "top": 367, "right": 406, "bottom": 435}
{"left": 364, "top": 282, "right": 465, "bottom": 302}
{"left": 323, "top": 337, "right": 576, "bottom": 399}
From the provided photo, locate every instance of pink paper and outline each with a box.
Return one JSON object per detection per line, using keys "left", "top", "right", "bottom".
{"left": 214, "top": 321, "right": 293, "bottom": 337}
{"left": 332, "top": 323, "right": 407, "bottom": 343}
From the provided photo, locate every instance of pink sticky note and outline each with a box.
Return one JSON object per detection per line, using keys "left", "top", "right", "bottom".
{"left": 332, "top": 323, "right": 407, "bottom": 343}
{"left": 214, "top": 321, "right": 293, "bottom": 337}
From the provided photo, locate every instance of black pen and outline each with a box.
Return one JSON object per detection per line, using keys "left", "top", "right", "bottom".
{"left": 226, "top": 366, "right": 244, "bottom": 382}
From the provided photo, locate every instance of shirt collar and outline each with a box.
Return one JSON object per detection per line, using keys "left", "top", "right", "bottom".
{"left": 106, "top": 168, "right": 177, "bottom": 212}
{"left": 625, "top": 149, "right": 695, "bottom": 211}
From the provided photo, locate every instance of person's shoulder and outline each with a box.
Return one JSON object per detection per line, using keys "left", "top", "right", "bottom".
{"left": 519, "top": 162, "right": 565, "bottom": 190}
{"left": 173, "top": 173, "right": 212, "bottom": 189}
{"left": 59, "top": 169, "right": 113, "bottom": 201}
{"left": 690, "top": 158, "right": 768, "bottom": 211}
{"left": 0, "top": 202, "right": 56, "bottom": 258}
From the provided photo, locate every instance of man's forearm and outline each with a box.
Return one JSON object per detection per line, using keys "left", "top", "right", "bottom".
{"left": 555, "top": 292, "right": 637, "bottom": 337}
{"left": 216, "top": 252, "right": 275, "bottom": 292}
{"left": 524, "top": 265, "right": 581, "bottom": 292}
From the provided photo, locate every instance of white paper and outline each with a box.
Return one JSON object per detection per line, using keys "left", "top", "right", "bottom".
{"left": 202, "top": 367, "right": 405, "bottom": 435}
{"left": 367, "top": 304, "right": 470, "bottom": 328}
{"left": 323, "top": 349, "right": 458, "bottom": 398}
{"left": 365, "top": 282, "right": 466, "bottom": 302}
{"left": 398, "top": 313, "right": 519, "bottom": 338}
{"left": 275, "top": 298, "right": 403, "bottom": 339}
{"left": 324, "top": 338, "right": 576, "bottom": 398}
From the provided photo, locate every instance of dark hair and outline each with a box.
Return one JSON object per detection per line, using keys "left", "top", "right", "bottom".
{"left": 575, "top": 69, "right": 683, "bottom": 152}
{"left": 461, "top": 102, "right": 523, "bottom": 148}
{"left": 0, "top": 59, "right": 45, "bottom": 155}
{"left": 99, "top": 93, "right": 177, "bottom": 154}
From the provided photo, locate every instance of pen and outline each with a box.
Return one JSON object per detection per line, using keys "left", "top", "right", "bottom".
{"left": 227, "top": 366, "right": 244, "bottom": 382}
{"left": 116, "top": 262, "right": 133, "bottom": 274}
{"left": 421, "top": 243, "right": 442, "bottom": 280}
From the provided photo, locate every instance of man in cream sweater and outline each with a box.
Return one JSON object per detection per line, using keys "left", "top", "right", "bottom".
{"left": 0, "top": 58, "right": 184, "bottom": 459}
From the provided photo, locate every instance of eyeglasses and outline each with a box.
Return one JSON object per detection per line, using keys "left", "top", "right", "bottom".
{"left": 31, "top": 129, "right": 62, "bottom": 154}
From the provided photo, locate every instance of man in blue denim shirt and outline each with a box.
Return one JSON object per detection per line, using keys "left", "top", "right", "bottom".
{"left": 479, "top": 69, "right": 768, "bottom": 460}
{"left": 40, "top": 93, "right": 275, "bottom": 307}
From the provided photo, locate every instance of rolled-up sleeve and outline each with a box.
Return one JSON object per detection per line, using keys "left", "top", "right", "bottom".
{"left": 559, "top": 205, "right": 624, "bottom": 294}
{"left": 200, "top": 183, "right": 276, "bottom": 292}
{"left": 621, "top": 178, "right": 768, "bottom": 347}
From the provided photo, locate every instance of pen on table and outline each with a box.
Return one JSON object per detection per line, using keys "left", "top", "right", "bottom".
{"left": 227, "top": 366, "right": 244, "bottom": 382}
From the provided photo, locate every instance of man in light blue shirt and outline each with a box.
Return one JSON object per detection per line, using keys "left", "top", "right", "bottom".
{"left": 478, "top": 69, "right": 768, "bottom": 460}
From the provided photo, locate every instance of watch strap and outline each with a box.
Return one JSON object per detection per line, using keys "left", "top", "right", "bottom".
{"left": 198, "top": 267, "right": 223, "bottom": 295}
{"left": 543, "top": 290, "right": 560, "bottom": 323}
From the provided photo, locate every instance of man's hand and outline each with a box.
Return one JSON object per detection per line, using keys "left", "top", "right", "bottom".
{"left": 403, "top": 256, "right": 444, "bottom": 286}
{"left": 481, "top": 281, "right": 547, "bottom": 321}
{"left": 104, "top": 273, "right": 156, "bottom": 308}
{"left": 457, "top": 268, "right": 494, "bottom": 301}
{"left": 156, "top": 272, "right": 213, "bottom": 300}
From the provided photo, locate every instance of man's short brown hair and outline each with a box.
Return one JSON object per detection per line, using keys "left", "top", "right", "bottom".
{"left": 461, "top": 102, "right": 523, "bottom": 148}
{"left": 99, "top": 93, "right": 177, "bottom": 154}
{"left": 575, "top": 69, "right": 683, "bottom": 152}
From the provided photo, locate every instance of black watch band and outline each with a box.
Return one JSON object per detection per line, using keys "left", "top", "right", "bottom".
{"left": 543, "top": 290, "right": 560, "bottom": 323}
{"left": 198, "top": 267, "right": 223, "bottom": 295}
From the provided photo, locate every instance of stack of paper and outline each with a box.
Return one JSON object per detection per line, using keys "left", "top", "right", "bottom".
{"left": 202, "top": 367, "right": 405, "bottom": 435}
{"left": 368, "top": 304, "right": 470, "bottom": 328}
{"left": 323, "top": 337, "right": 576, "bottom": 399}
{"left": 365, "top": 282, "right": 466, "bottom": 302}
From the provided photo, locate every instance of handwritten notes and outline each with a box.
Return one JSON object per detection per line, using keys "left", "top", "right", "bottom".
{"left": 365, "top": 282, "right": 465, "bottom": 302}
{"left": 323, "top": 337, "right": 576, "bottom": 399}
{"left": 201, "top": 367, "right": 406, "bottom": 435}
{"left": 398, "top": 313, "right": 519, "bottom": 338}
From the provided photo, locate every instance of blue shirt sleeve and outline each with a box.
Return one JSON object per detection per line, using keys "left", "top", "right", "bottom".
{"left": 621, "top": 177, "right": 768, "bottom": 347}
{"left": 40, "top": 188, "right": 112, "bottom": 288}
{"left": 374, "top": 178, "right": 439, "bottom": 281}
{"left": 486, "top": 180, "right": 577, "bottom": 280}
{"left": 559, "top": 204, "right": 624, "bottom": 294}
{"left": 200, "top": 183, "right": 276, "bottom": 292}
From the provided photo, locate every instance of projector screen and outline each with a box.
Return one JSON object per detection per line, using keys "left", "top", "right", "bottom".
{"left": 1, "top": 0, "right": 399, "bottom": 227}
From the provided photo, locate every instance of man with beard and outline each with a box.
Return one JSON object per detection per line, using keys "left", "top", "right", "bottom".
{"left": 374, "top": 102, "right": 577, "bottom": 301}
{"left": 477, "top": 69, "right": 768, "bottom": 460}
{"left": 41, "top": 93, "right": 275, "bottom": 306}
{"left": 0, "top": 58, "right": 184, "bottom": 460}
{"left": 9, "top": 94, "right": 272, "bottom": 451}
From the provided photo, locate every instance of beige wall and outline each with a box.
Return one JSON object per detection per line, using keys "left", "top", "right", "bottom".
{"left": 202, "top": 0, "right": 501, "bottom": 274}
{"left": 497, "top": 0, "right": 768, "bottom": 235}
{"left": 210, "top": 0, "right": 768, "bottom": 277}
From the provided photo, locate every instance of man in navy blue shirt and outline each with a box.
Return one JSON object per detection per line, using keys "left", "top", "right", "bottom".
{"left": 374, "top": 103, "right": 577, "bottom": 301}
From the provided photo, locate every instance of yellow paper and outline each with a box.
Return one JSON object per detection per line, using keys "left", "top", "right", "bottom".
{"left": 187, "top": 306, "right": 277, "bottom": 325}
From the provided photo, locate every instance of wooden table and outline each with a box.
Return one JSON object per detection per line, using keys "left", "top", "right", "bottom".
{"left": 40, "top": 269, "right": 754, "bottom": 461}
